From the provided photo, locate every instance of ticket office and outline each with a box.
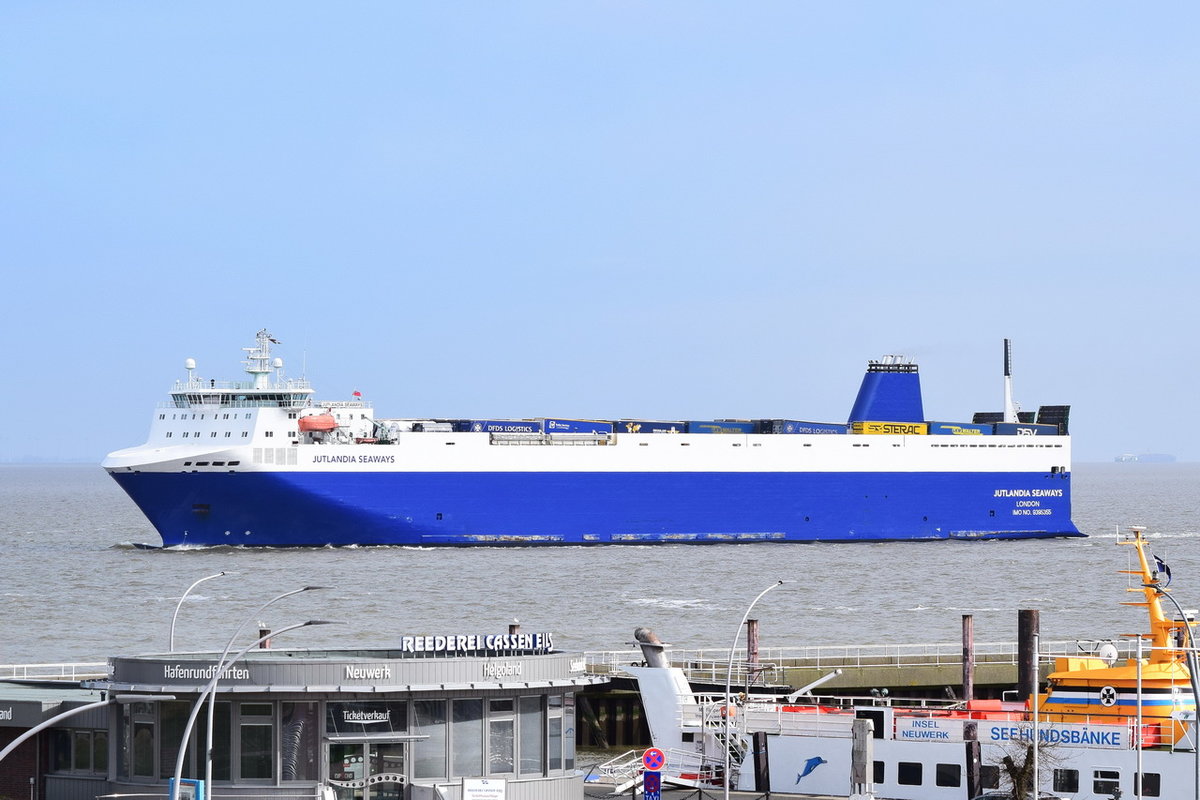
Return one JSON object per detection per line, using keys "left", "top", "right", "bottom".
{"left": 61, "top": 692, "right": 577, "bottom": 797}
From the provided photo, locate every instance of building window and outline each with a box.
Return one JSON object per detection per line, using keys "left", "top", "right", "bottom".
{"left": 452, "top": 699, "right": 484, "bottom": 776}
{"left": 519, "top": 696, "right": 544, "bottom": 775}
{"left": 488, "top": 699, "right": 515, "bottom": 774}
{"left": 118, "top": 701, "right": 157, "bottom": 779}
{"left": 239, "top": 702, "right": 274, "bottom": 780}
{"left": 413, "top": 700, "right": 447, "bottom": 778}
{"left": 935, "top": 763, "right": 960, "bottom": 787}
{"left": 166, "top": 432, "right": 173, "bottom": 438}
{"left": 1054, "top": 768, "right": 1079, "bottom": 793}
{"left": 547, "top": 695, "right": 563, "bottom": 771}
{"left": 242, "top": 432, "right": 249, "bottom": 438}
{"left": 563, "top": 693, "right": 575, "bottom": 769}
{"left": 281, "top": 702, "right": 319, "bottom": 781}
{"left": 48, "top": 729, "right": 108, "bottom": 775}
{"left": 897, "top": 762, "right": 922, "bottom": 786}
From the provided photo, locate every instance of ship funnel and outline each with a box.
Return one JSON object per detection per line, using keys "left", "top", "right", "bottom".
{"left": 848, "top": 355, "right": 923, "bottom": 423}
{"left": 634, "top": 627, "right": 670, "bottom": 668}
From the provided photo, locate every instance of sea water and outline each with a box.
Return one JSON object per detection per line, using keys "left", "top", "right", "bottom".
{"left": 1, "top": 462, "right": 1197, "bottom": 665}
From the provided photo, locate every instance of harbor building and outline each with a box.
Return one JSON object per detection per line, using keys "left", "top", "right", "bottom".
{"left": 3, "top": 633, "right": 604, "bottom": 800}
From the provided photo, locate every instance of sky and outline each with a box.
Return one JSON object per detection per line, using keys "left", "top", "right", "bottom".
{"left": 1, "top": 3, "right": 1196, "bottom": 463}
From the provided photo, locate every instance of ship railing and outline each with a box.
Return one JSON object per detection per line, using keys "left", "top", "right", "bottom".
{"left": 584, "top": 639, "right": 1136, "bottom": 676}
{"left": 170, "top": 378, "right": 313, "bottom": 392}
{"left": 0, "top": 662, "right": 110, "bottom": 681}
{"left": 490, "top": 432, "right": 615, "bottom": 446}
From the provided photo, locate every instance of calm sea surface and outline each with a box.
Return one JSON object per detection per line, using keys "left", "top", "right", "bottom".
{"left": 1, "top": 462, "right": 1198, "bottom": 665}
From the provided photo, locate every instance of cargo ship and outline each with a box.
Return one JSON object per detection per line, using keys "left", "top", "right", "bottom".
{"left": 103, "top": 331, "right": 1080, "bottom": 547}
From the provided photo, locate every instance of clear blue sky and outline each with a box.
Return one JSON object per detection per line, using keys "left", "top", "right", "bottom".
{"left": 2, "top": 3, "right": 1196, "bottom": 463}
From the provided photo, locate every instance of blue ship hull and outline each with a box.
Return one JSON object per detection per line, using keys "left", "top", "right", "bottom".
{"left": 110, "top": 469, "right": 1080, "bottom": 547}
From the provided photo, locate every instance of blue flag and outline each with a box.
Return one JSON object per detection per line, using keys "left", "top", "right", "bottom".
{"left": 1155, "top": 555, "right": 1172, "bottom": 586}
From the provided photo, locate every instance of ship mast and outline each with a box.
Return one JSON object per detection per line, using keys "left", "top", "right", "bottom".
{"left": 243, "top": 329, "right": 278, "bottom": 390}
{"left": 1119, "top": 526, "right": 1186, "bottom": 663}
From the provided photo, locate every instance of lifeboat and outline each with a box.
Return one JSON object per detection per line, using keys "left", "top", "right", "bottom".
{"left": 298, "top": 413, "right": 338, "bottom": 433}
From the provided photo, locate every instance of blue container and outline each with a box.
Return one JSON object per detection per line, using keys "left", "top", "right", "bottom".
{"left": 543, "top": 418, "right": 614, "bottom": 434}
{"left": 993, "top": 422, "right": 1059, "bottom": 436}
{"left": 465, "top": 419, "right": 543, "bottom": 433}
{"left": 687, "top": 420, "right": 757, "bottom": 434}
{"left": 773, "top": 420, "right": 848, "bottom": 435}
{"left": 928, "top": 421, "right": 993, "bottom": 436}
{"left": 616, "top": 420, "right": 687, "bottom": 434}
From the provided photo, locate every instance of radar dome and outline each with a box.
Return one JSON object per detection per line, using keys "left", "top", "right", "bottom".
{"left": 185, "top": 358, "right": 196, "bottom": 370}
{"left": 273, "top": 357, "right": 284, "bottom": 368}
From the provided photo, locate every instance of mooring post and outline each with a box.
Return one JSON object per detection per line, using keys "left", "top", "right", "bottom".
{"left": 1017, "top": 609, "right": 1040, "bottom": 702}
{"left": 962, "top": 614, "right": 975, "bottom": 703}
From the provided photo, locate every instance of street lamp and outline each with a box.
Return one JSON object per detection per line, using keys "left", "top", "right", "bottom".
{"left": 723, "top": 580, "right": 785, "bottom": 800}
{"left": 1144, "top": 581, "right": 1200, "bottom": 800}
{"left": 0, "top": 693, "right": 175, "bottom": 766}
{"left": 170, "top": 618, "right": 337, "bottom": 800}
{"left": 171, "top": 572, "right": 234, "bottom": 651}
{"left": 202, "top": 586, "right": 328, "bottom": 793}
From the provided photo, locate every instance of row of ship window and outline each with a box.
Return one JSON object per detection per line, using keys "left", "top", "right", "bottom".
{"left": 878, "top": 761, "right": 1158, "bottom": 796}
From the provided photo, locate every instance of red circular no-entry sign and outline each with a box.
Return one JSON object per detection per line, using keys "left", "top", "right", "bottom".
{"left": 642, "top": 748, "right": 666, "bottom": 771}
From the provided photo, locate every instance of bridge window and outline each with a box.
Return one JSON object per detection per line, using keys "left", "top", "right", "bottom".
{"left": 980, "top": 764, "right": 1000, "bottom": 789}
{"left": 897, "top": 761, "right": 922, "bottom": 785}
{"left": 1093, "top": 769, "right": 1120, "bottom": 795}
{"left": 1054, "top": 768, "right": 1079, "bottom": 792}
{"left": 935, "top": 763, "right": 960, "bottom": 787}
{"left": 1137, "top": 772, "right": 1161, "bottom": 797}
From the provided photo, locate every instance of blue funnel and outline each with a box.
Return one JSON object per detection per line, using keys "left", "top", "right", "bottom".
{"left": 848, "top": 359, "right": 924, "bottom": 423}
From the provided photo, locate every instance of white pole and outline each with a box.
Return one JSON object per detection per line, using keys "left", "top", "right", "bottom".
{"left": 170, "top": 572, "right": 231, "bottom": 652}
{"left": 0, "top": 694, "right": 174, "bottom": 766}
{"left": 1136, "top": 636, "right": 1143, "bottom": 800}
{"left": 204, "top": 586, "right": 327, "bottom": 793}
{"left": 723, "top": 581, "right": 784, "bottom": 800}
{"left": 1031, "top": 631, "right": 1038, "bottom": 800}
{"left": 171, "top": 619, "right": 331, "bottom": 800}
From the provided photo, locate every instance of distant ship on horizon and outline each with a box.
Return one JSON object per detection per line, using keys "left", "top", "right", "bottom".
{"left": 1115, "top": 453, "right": 1177, "bottom": 463}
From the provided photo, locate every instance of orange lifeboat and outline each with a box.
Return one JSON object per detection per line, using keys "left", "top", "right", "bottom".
{"left": 298, "top": 413, "right": 337, "bottom": 433}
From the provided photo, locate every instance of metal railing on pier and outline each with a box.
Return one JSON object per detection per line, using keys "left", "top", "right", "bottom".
{"left": 0, "top": 662, "right": 109, "bottom": 681}
{"left": 584, "top": 638, "right": 1133, "bottom": 681}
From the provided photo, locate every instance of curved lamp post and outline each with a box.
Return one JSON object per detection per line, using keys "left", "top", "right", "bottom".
{"left": 202, "top": 586, "right": 329, "bottom": 792}
{"left": 171, "top": 571, "right": 234, "bottom": 652}
{"left": 1144, "top": 581, "right": 1200, "bottom": 800}
{"left": 723, "top": 580, "right": 785, "bottom": 800}
{"left": 170, "top": 617, "right": 337, "bottom": 800}
{"left": 0, "top": 693, "right": 175, "bottom": 766}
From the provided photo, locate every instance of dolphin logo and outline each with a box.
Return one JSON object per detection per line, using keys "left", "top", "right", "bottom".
{"left": 795, "top": 756, "right": 827, "bottom": 783}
